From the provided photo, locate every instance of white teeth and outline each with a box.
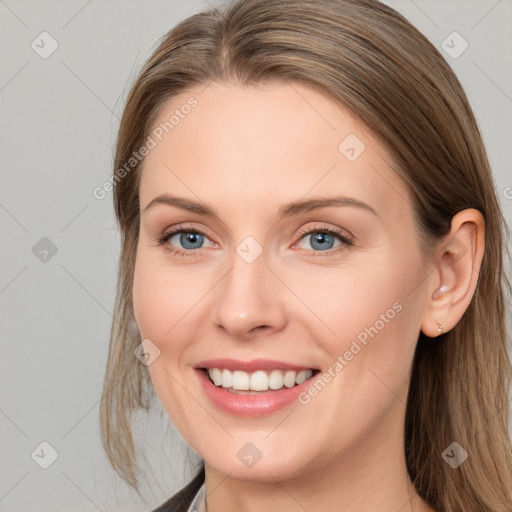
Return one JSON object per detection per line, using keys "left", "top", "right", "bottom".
{"left": 283, "top": 370, "right": 296, "bottom": 388}
{"left": 210, "top": 368, "right": 222, "bottom": 386}
{"left": 295, "top": 369, "right": 309, "bottom": 385}
{"left": 249, "top": 371, "right": 268, "bottom": 391}
{"left": 232, "top": 370, "right": 249, "bottom": 390}
{"left": 207, "top": 368, "right": 314, "bottom": 391}
{"left": 268, "top": 369, "right": 284, "bottom": 389}
{"left": 221, "top": 369, "right": 232, "bottom": 388}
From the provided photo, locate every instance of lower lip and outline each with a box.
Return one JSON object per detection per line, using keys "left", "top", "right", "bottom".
{"left": 196, "top": 369, "right": 314, "bottom": 417}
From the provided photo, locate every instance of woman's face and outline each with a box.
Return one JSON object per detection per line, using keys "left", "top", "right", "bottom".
{"left": 133, "top": 81, "right": 432, "bottom": 481}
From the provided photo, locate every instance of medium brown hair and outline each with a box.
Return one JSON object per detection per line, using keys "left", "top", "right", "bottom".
{"left": 100, "top": 0, "right": 512, "bottom": 509}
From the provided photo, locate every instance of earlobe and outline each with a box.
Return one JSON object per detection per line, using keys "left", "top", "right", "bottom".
{"left": 420, "top": 209, "right": 485, "bottom": 339}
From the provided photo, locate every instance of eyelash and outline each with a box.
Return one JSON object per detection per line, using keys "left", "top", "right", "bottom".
{"left": 156, "top": 224, "right": 353, "bottom": 258}
{"left": 296, "top": 225, "right": 353, "bottom": 257}
{"left": 156, "top": 227, "right": 210, "bottom": 258}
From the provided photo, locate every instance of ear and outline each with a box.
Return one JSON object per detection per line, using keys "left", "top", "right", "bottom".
{"left": 420, "top": 208, "right": 485, "bottom": 338}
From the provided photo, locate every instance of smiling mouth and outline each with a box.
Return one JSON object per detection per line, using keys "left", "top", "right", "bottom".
{"left": 201, "top": 367, "right": 320, "bottom": 394}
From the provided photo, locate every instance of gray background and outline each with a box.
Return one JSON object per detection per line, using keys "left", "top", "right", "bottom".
{"left": 1, "top": 1, "right": 511, "bottom": 511}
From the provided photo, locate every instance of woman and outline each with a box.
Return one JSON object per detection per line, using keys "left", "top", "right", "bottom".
{"left": 100, "top": 0, "right": 512, "bottom": 510}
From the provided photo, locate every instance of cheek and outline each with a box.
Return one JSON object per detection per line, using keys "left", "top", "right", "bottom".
{"left": 287, "top": 251, "right": 424, "bottom": 395}
{"left": 283, "top": 251, "right": 421, "bottom": 344}
{"left": 132, "top": 258, "right": 171, "bottom": 342}
{"left": 132, "top": 248, "right": 208, "bottom": 346}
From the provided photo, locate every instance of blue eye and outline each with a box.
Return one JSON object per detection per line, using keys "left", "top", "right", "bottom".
{"left": 168, "top": 231, "right": 206, "bottom": 250}
{"left": 296, "top": 226, "right": 352, "bottom": 253}
{"left": 156, "top": 227, "right": 211, "bottom": 257}
{"left": 306, "top": 232, "right": 336, "bottom": 251}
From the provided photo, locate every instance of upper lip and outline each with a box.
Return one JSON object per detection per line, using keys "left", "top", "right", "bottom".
{"left": 195, "top": 358, "right": 317, "bottom": 372}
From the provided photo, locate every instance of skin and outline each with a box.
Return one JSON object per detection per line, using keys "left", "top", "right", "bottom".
{"left": 132, "top": 81, "right": 484, "bottom": 512}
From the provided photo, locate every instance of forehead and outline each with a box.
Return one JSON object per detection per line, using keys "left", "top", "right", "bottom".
{"left": 138, "top": 81, "right": 412, "bottom": 222}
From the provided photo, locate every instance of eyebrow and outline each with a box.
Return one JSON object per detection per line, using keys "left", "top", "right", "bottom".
{"left": 142, "top": 194, "right": 378, "bottom": 218}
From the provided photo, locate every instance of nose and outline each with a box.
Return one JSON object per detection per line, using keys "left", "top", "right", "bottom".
{"left": 213, "top": 250, "right": 287, "bottom": 341}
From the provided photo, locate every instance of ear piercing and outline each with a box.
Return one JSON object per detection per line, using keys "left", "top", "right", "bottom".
{"left": 432, "top": 285, "right": 447, "bottom": 335}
